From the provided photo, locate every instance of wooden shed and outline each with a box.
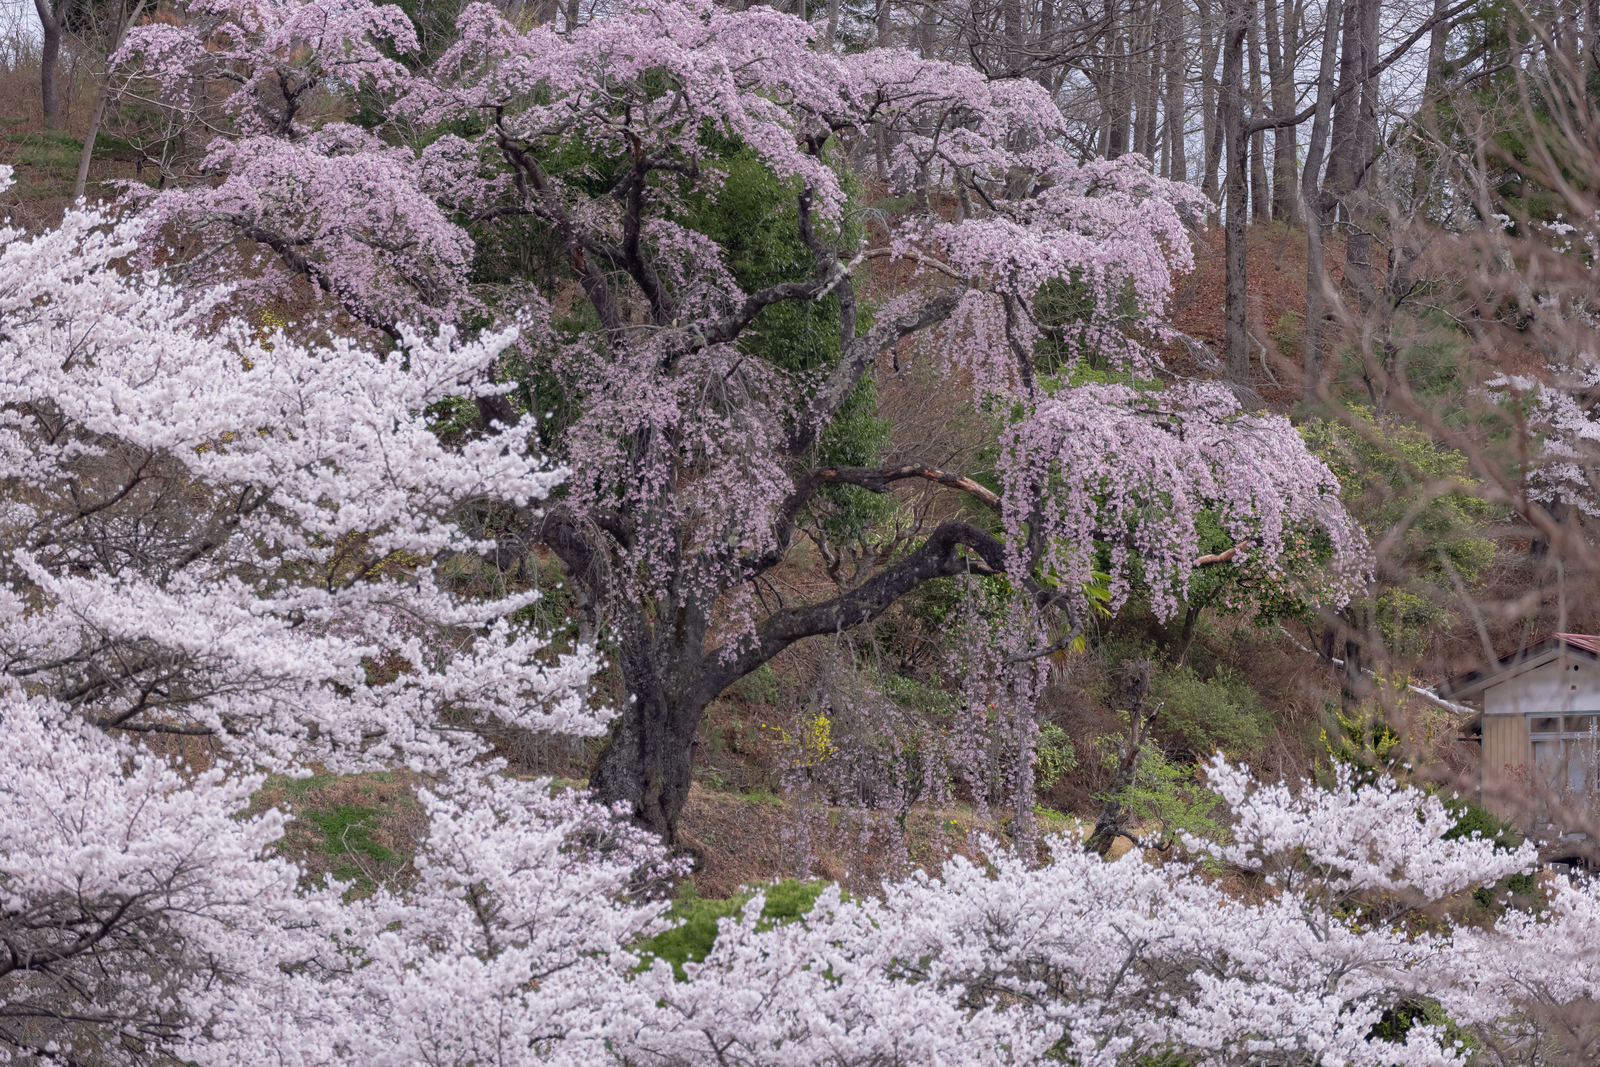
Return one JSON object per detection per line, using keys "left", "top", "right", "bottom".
{"left": 1439, "top": 633, "right": 1600, "bottom": 820}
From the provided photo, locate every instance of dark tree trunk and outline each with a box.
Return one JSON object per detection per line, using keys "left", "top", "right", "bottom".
{"left": 1247, "top": 11, "right": 1271, "bottom": 221}
{"left": 1588, "top": 0, "right": 1600, "bottom": 89}
{"left": 1264, "top": 0, "right": 1301, "bottom": 224}
{"left": 1343, "top": 0, "right": 1381, "bottom": 310}
{"left": 1322, "top": 0, "right": 1364, "bottom": 219}
{"left": 1410, "top": 0, "right": 1450, "bottom": 207}
{"left": 584, "top": 517, "right": 1013, "bottom": 843}
{"left": 1086, "top": 661, "right": 1154, "bottom": 855}
{"left": 1164, "top": 602, "right": 1205, "bottom": 665}
{"left": 1135, "top": 0, "right": 1161, "bottom": 159}
{"left": 1198, "top": 0, "right": 1224, "bottom": 201}
{"left": 1161, "top": 0, "right": 1187, "bottom": 181}
{"left": 1221, "top": 0, "right": 1252, "bottom": 387}
{"left": 589, "top": 670, "right": 703, "bottom": 846}
{"left": 1301, "top": 0, "right": 1343, "bottom": 402}
{"left": 35, "top": 0, "right": 64, "bottom": 130}
{"left": 1107, "top": 25, "right": 1130, "bottom": 158}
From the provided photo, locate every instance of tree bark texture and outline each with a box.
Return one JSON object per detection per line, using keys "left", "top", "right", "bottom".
{"left": 35, "top": 0, "right": 65, "bottom": 130}
{"left": 1222, "top": 0, "right": 1253, "bottom": 387}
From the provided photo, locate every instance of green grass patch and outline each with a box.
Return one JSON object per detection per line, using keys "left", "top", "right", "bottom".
{"left": 305, "top": 804, "right": 398, "bottom": 888}
{"left": 638, "top": 877, "right": 829, "bottom": 980}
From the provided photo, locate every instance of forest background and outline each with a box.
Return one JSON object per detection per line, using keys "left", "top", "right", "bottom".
{"left": 2, "top": 0, "right": 1596, "bottom": 890}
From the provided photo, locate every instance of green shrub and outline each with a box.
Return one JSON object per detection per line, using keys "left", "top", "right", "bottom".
{"left": 1117, "top": 747, "right": 1225, "bottom": 848}
{"left": 1033, "top": 722, "right": 1076, "bottom": 789}
{"left": 730, "top": 663, "right": 783, "bottom": 706}
{"left": 1441, "top": 796, "right": 1538, "bottom": 912}
{"left": 1149, "top": 666, "right": 1270, "bottom": 759}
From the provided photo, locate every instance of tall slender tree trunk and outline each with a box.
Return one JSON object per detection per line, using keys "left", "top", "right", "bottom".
{"left": 1108, "top": 25, "right": 1130, "bottom": 157}
{"left": 34, "top": 0, "right": 65, "bottom": 130}
{"left": 1343, "top": 0, "right": 1380, "bottom": 310}
{"left": 1198, "top": 0, "right": 1224, "bottom": 201}
{"left": 1587, "top": 0, "right": 1600, "bottom": 89}
{"left": 75, "top": 0, "right": 149, "bottom": 202}
{"left": 1222, "top": 0, "right": 1253, "bottom": 387}
{"left": 1410, "top": 0, "right": 1450, "bottom": 207}
{"left": 1323, "top": 0, "right": 1363, "bottom": 222}
{"left": 1301, "top": 0, "right": 1344, "bottom": 402}
{"left": 1247, "top": 11, "right": 1270, "bottom": 221}
{"left": 1264, "top": 0, "right": 1301, "bottom": 224}
{"left": 1003, "top": 0, "right": 1024, "bottom": 72}
{"left": 1038, "top": 0, "right": 1057, "bottom": 84}
{"left": 1136, "top": 1, "right": 1162, "bottom": 158}
{"left": 1161, "top": 0, "right": 1186, "bottom": 182}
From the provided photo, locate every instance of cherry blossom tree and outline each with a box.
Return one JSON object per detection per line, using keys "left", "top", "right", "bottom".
{"left": 0, "top": 170, "right": 601, "bottom": 772}
{"left": 109, "top": 0, "right": 1375, "bottom": 843}
{"left": 0, "top": 163, "right": 658, "bottom": 1061}
{"left": 7, "top": 187, "right": 1600, "bottom": 1059}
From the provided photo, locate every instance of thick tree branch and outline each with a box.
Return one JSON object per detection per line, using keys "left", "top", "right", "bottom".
{"left": 815, "top": 464, "right": 1002, "bottom": 511}
{"left": 791, "top": 288, "right": 965, "bottom": 456}
{"left": 685, "top": 520, "right": 1006, "bottom": 710}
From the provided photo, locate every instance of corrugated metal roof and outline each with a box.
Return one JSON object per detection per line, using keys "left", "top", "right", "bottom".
{"left": 1556, "top": 633, "right": 1600, "bottom": 657}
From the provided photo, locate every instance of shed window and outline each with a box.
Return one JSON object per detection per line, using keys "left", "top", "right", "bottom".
{"left": 1527, "top": 713, "right": 1600, "bottom": 797}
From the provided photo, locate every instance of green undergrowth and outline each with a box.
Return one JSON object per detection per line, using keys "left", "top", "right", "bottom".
{"left": 638, "top": 877, "right": 830, "bottom": 980}
{"left": 1, "top": 128, "right": 80, "bottom": 202}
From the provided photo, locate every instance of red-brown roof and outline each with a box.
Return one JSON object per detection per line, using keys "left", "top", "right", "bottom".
{"left": 1556, "top": 633, "right": 1600, "bottom": 657}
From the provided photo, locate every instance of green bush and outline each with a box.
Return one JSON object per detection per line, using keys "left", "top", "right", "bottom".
{"left": 1440, "top": 795, "right": 1538, "bottom": 912}
{"left": 1149, "top": 666, "right": 1270, "bottom": 759}
{"left": 1117, "top": 747, "right": 1225, "bottom": 848}
{"left": 1033, "top": 723, "right": 1077, "bottom": 789}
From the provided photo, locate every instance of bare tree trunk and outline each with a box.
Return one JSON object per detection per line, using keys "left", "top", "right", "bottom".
{"left": 1222, "top": 0, "right": 1253, "bottom": 386}
{"left": 1162, "top": 0, "right": 1187, "bottom": 181}
{"left": 1247, "top": 9, "right": 1271, "bottom": 221}
{"left": 1410, "top": 0, "right": 1450, "bottom": 207}
{"left": 1038, "top": 0, "right": 1057, "bottom": 86}
{"left": 1301, "top": 0, "right": 1344, "bottom": 402}
{"left": 73, "top": 92, "right": 109, "bottom": 201}
{"left": 1003, "top": 0, "right": 1024, "bottom": 72}
{"left": 75, "top": 0, "right": 150, "bottom": 202}
{"left": 1344, "top": 0, "right": 1380, "bottom": 309}
{"left": 1264, "top": 0, "right": 1301, "bottom": 223}
{"left": 1323, "top": 0, "right": 1364, "bottom": 221}
{"left": 1587, "top": 0, "right": 1600, "bottom": 88}
{"left": 1086, "top": 661, "right": 1154, "bottom": 855}
{"left": 34, "top": 0, "right": 65, "bottom": 130}
{"left": 1108, "top": 23, "right": 1130, "bottom": 157}
{"left": 1136, "top": 1, "right": 1162, "bottom": 158}
{"left": 1198, "top": 0, "right": 1224, "bottom": 200}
